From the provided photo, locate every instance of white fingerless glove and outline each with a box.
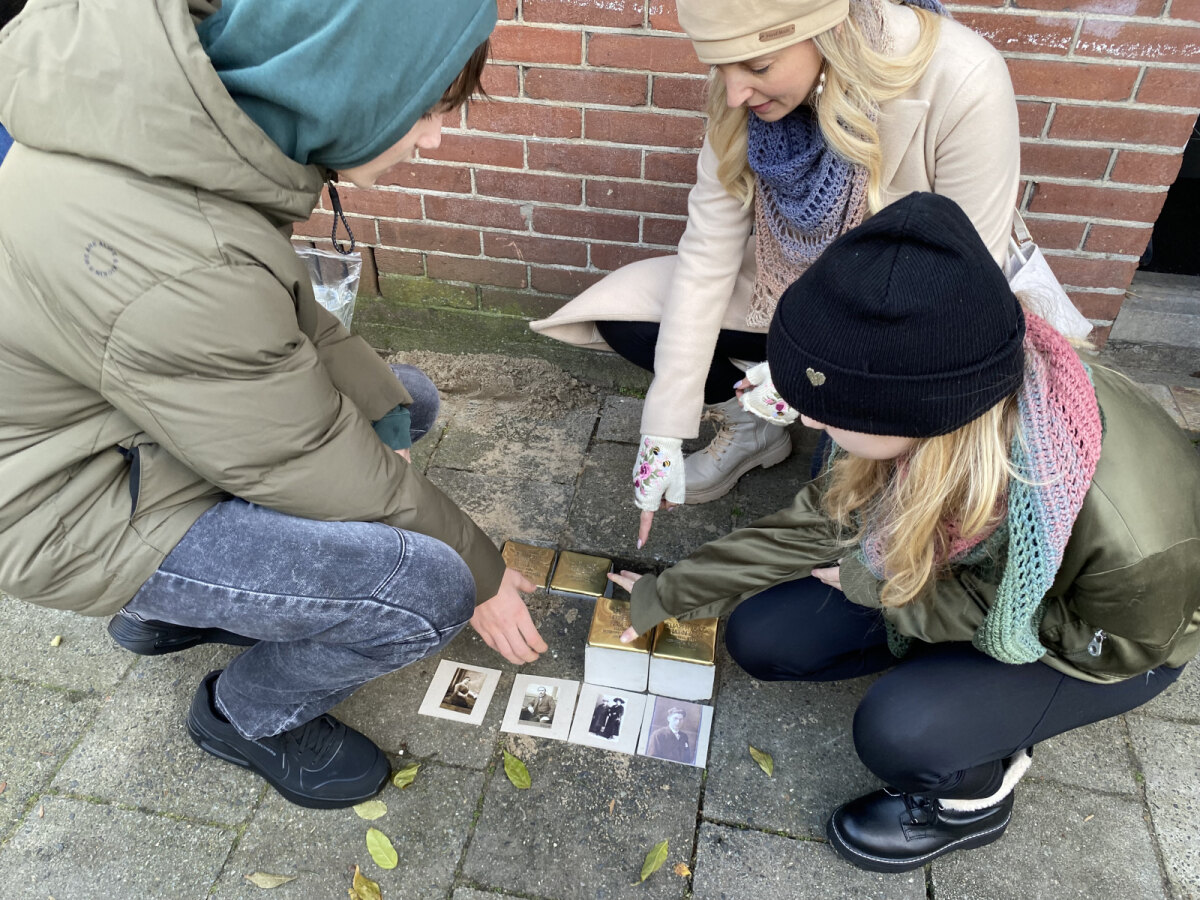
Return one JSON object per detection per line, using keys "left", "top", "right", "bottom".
{"left": 632, "top": 436, "right": 685, "bottom": 512}
{"left": 738, "top": 362, "right": 798, "bottom": 425}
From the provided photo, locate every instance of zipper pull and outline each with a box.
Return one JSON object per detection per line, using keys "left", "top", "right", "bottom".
{"left": 1087, "top": 629, "right": 1106, "bottom": 657}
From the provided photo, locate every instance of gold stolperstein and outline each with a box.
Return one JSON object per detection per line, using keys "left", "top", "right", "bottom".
{"left": 500, "top": 541, "right": 557, "bottom": 590}
{"left": 548, "top": 550, "right": 611, "bottom": 597}
{"left": 587, "top": 597, "right": 651, "bottom": 653}
{"left": 651, "top": 617, "right": 718, "bottom": 666}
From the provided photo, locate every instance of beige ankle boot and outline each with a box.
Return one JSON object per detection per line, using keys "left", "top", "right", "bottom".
{"left": 684, "top": 397, "right": 792, "bottom": 504}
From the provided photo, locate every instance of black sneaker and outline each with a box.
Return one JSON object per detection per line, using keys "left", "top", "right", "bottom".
{"left": 108, "top": 609, "right": 257, "bottom": 655}
{"left": 186, "top": 670, "right": 390, "bottom": 809}
{"left": 826, "top": 787, "right": 1014, "bottom": 873}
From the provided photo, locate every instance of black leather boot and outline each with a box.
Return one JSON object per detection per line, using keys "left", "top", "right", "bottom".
{"left": 108, "top": 609, "right": 257, "bottom": 655}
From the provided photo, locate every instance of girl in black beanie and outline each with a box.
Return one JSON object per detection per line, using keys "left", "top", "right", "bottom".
{"left": 610, "top": 192, "right": 1200, "bottom": 873}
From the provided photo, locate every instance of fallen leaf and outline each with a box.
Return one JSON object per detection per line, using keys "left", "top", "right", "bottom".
{"left": 608, "top": 799, "right": 615, "bottom": 816}
{"left": 673, "top": 862, "right": 691, "bottom": 878}
{"left": 635, "top": 839, "right": 668, "bottom": 884}
{"left": 348, "top": 865, "right": 382, "bottom": 900}
{"left": 1084, "top": 814, "right": 1095, "bottom": 822}
{"left": 49, "top": 635, "right": 62, "bottom": 648}
{"left": 0, "top": 781, "right": 6, "bottom": 795}
{"left": 243, "top": 872, "right": 297, "bottom": 889}
{"left": 503, "top": 749, "right": 531, "bottom": 789}
{"left": 391, "top": 764, "right": 420, "bottom": 790}
{"left": 366, "top": 827, "right": 398, "bottom": 870}
{"left": 37, "top": 805, "right": 44, "bottom": 818}
{"left": 749, "top": 744, "right": 774, "bottom": 777}
{"left": 353, "top": 800, "right": 387, "bottom": 820}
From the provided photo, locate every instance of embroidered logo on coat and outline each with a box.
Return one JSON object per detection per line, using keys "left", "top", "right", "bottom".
{"left": 84, "top": 240, "right": 119, "bottom": 278}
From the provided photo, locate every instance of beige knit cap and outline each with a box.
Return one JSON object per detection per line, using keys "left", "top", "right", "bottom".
{"left": 676, "top": 0, "right": 850, "bottom": 64}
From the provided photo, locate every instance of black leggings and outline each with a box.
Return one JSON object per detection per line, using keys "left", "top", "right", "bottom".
{"left": 725, "top": 577, "right": 1183, "bottom": 800}
{"left": 596, "top": 320, "right": 766, "bottom": 406}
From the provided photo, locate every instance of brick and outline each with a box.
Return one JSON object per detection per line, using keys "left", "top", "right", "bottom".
{"left": 1068, "top": 291, "right": 1126, "bottom": 321}
{"left": 377, "top": 162, "right": 472, "bottom": 193}
{"left": 378, "top": 221, "right": 481, "bottom": 256}
{"left": 1048, "top": 105, "right": 1196, "bottom": 147}
{"left": 1044, "top": 253, "right": 1139, "bottom": 289}
{"left": 358, "top": 245, "right": 381, "bottom": 296}
{"left": 525, "top": 0, "right": 645, "bottom": 27}
{"left": 420, "top": 134, "right": 525, "bottom": 168}
{"left": 1029, "top": 181, "right": 1168, "bottom": 221}
{"left": 1109, "top": 150, "right": 1185, "bottom": 185}
{"left": 425, "top": 196, "right": 529, "bottom": 230}
{"left": 643, "top": 216, "right": 687, "bottom": 245}
{"left": 333, "top": 186, "right": 422, "bottom": 220}
{"left": 1006, "top": 59, "right": 1138, "bottom": 103}
{"left": 955, "top": 12, "right": 1077, "bottom": 54}
{"left": 427, "top": 254, "right": 528, "bottom": 288}
{"left": 585, "top": 109, "right": 705, "bottom": 147}
{"left": 483, "top": 232, "right": 590, "bottom": 266}
{"left": 531, "top": 266, "right": 607, "bottom": 295}
{"left": 1018, "top": 101, "right": 1052, "bottom": 138}
{"left": 591, "top": 243, "right": 671, "bottom": 270}
{"left": 475, "top": 170, "right": 584, "bottom": 205}
{"left": 647, "top": 0, "right": 683, "bottom": 31}
{"left": 645, "top": 150, "right": 699, "bottom": 183}
{"left": 294, "top": 212, "right": 377, "bottom": 245}
{"left": 587, "top": 179, "right": 690, "bottom": 215}
{"left": 1013, "top": 0, "right": 1162, "bottom": 14}
{"left": 945, "top": 0, "right": 1004, "bottom": 7}
{"left": 1136, "top": 66, "right": 1200, "bottom": 106}
{"left": 481, "top": 63, "right": 520, "bottom": 98}
{"left": 1087, "top": 323, "right": 1112, "bottom": 347}
{"left": 468, "top": 101, "right": 583, "bottom": 139}
{"left": 498, "top": 0, "right": 519, "bottom": 19}
{"left": 491, "top": 24, "right": 582, "bottom": 65}
{"left": 528, "top": 141, "right": 642, "bottom": 177}
{"left": 533, "top": 207, "right": 641, "bottom": 241}
{"left": 1084, "top": 222, "right": 1155, "bottom": 255}
{"left": 480, "top": 288, "right": 568, "bottom": 318}
{"left": 652, "top": 75, "right": 709, "bottom": 111}
{"left": 374, "top": 247, "right": 425, "bottom": 277}
{"left": 1076, "top": 20, "right": 1200, "bottom": 65}
{"left": 1171, "top": 0, "right": 1200, "bottom": 22}
{"left": 1020, "top": 142, "right": 1112, "bottom": 179}
{"left": 525, "top": 68, "right": 648, "bottom": 106}
{"left": 588, "top": 33, "right": 708, "bottom": 75}
{"left": 1024, "top": 217, "right": 1087, "bottom": 250}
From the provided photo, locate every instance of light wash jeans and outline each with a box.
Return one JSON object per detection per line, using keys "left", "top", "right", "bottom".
{"left": 123, "top": 365, "right": 473, "bottom": 740}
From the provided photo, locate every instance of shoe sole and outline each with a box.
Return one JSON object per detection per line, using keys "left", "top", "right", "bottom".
{"left": 684, "top": 435, "right": 793, "bottom": 504}
{"left": 824, "top": 809, "right": 1011, "bottom": 874}
{"left": 186, "top": 714, "right": 389, "bottom": 810}
{"left": 108, "top": 615, "right": 256, "bottom": 656}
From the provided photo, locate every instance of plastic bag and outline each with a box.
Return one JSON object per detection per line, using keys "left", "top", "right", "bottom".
{"left": 1004, "top": 211, "right": 1093, "bottom": 340}
{"left": 296, "top": 246, "right": 361, "bottom": 330}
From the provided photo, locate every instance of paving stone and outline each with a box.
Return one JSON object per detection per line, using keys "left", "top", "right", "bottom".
{"left": 463, "top": 739, "right": 701, "bottom": 899}
{"left": 1033, "top": 716, "right": 1139, "bottom": 795}
{"left": 1137, "top": 382, "right": 1188, "bottom": 429}
{"left": 431, "top": 398, "right": 600, "bottom": 484}
{"left": 932, "top": 780, "right": 1167, "bottom": 900}
{"left": 1138, "top": 662, "right": 1200, "bottom": 723}
{"left": 596, "top": 395, "right": 643, "bottom": 444}
{"left": 731, "top": 439, "right": 820, "bottom": 527}
{"left": 427, "top": 468, "right": 572, "bottom": 546}
{"left": 692, "top": 822, "right": 925, "bottom": 900}
{"left": 700, "top": 666, "right": 876, "bottom": 839}
{"left": 409, "top": 404, "right": 455, "bottom": 475}
{"left": 0, "top": 680, "right": 100, "bottom": 838}
{"left": 1128, "top": 716, "right": 1200, "bottom": 899}
{"left": 52, "top": 646, "right": 258, "bottom": 825}
{"left": 0, "top": 795, "right": 232, "bottom": 898}
{"left": 0, "top": 595, "right": 132, "bottom": 692}
{"left": 453, "top": 889, "right": 528, "bottom": 900}
{"left": 211, "top": 765, "right": 484, "bottom": 900}
{"left": 1170, "top": 385, "right": 1200, "bottom": 430}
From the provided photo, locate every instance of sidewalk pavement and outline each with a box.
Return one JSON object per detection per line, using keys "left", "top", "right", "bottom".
{"left": 0, "top": 354, "right": 1197, "bottom": 900}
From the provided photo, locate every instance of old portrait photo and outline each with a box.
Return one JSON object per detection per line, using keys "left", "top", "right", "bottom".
{"left": 418, "top": 659, "right": 501, "bottom": 725}
{"left": 500, "top": 675, "right": 579, "bottom": 741}
{"left": 637, "top": 696, "right": 713, "bottom": 768}
{"left": 567, "top": 684, "right": 646, "bottom": 755}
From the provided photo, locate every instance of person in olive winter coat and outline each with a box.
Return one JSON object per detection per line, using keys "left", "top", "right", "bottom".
{"left": 0, "top": 0, "right": 545, "bottom": 809}
{"left": 611, "top": 193, "right": 1200, "bottom": 873}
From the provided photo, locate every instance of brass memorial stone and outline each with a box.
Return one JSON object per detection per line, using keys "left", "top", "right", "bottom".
{"left": 587, "top": 597, "right": 651, "bottom": 653}
{"left": 651, "top": 617, "right": 718, "bottom": 666}
{"left": 500, "top": 541, "right": 556, "bottom": 589}
{"left": 548, "top": 551, "right": 611, "bottom": 597}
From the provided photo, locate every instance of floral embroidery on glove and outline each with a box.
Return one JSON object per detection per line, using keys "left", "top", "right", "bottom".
{"left": 738, "top": 362, "right": 798, "bottom": 425}
{"left": 632, "top": 435, "right": 684, "bottom": 512}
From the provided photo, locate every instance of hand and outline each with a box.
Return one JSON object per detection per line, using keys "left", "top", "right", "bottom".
{"left": 395, "top": 448, "right": 412, "bottom": 464}
{"left": 812, "top": 566, "right": 842, "bottom": 591}
{"left": 737, "top": 362, "right": 798, "bottom": 425}
{"left": 470, "top": 568, "right": 547, "bottom": 665}
{"left": 607, "top": 570, "right": 645, "bottom": 644}
{"left": 632, "top": 436, "right": 684, "bottom": 548}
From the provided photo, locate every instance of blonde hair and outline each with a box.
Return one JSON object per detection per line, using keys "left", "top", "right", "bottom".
{"left": 706, "top": 5, "right": 942, "bottom": 212}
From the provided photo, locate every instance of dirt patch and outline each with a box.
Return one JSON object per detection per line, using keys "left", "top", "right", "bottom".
{"left": 387, "top": 350, "right": 600, "bottom": 420}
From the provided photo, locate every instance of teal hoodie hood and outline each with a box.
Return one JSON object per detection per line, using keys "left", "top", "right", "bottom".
{"left": 197, "top": 0, "right": 496, "bottom": 170}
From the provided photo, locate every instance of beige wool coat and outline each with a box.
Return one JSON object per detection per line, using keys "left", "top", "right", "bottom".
{"left": 531, "top": 1, "right": 1021, "bottom": 440}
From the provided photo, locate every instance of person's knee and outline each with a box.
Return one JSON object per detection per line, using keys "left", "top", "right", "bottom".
{"left": 388, "top": 363, "right": 440, "bottom": 441}
{"left": 852, "top": 679, "right": 937, "bottom": 786}
{"left": 724, "top": 604, "right": 785, "bottom": 680}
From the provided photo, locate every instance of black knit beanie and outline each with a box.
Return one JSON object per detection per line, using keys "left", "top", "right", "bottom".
{"left": 767, "top": 192, "right": 1025, "bottom": 438}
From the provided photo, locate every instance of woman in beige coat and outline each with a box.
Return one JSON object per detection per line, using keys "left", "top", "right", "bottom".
{"left": 531, "top": 0, "right": 1019, "bottom": 546}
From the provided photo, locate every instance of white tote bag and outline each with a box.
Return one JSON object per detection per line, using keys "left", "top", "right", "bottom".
{"left": 1003, "top": 210, "right": 1094, "bottom": 340}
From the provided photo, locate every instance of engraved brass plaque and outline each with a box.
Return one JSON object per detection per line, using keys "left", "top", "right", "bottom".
{"left": 587, "top": 597, "right": 651, "bottom": 653}
{"left": 501, "top": 541, "right": 556, "bottom": 589}
{"left": 548, "top": 550, "right": 611, "bottom": 597}
{"left": 651, "top": 617, "right": 718, "bottom": 665}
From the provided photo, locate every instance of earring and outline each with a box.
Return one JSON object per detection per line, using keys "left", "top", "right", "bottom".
{"left": 814, "top": 70, "right": 826, "bottom": 97}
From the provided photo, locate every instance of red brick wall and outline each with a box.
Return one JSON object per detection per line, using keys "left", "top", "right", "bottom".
{"left": 296, "top": 0, "right": 1200, "bottom": 343}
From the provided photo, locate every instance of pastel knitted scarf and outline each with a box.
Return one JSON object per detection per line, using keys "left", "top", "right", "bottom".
{"left": 745, "top": 0, "right": 947, "bottom": 327}
{"left": 860, "top": 313, "right": 1104, "bottom": 664}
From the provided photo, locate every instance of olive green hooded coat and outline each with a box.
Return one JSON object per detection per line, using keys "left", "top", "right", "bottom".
{"left": 0, "top": 0, "right": 506, "bottom": 615}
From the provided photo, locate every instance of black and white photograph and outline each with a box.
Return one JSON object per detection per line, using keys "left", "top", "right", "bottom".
{"left": 567, "top": 684, "right": 646, "bottom": 755}
{"left": 500, "top": 675, "right": 579, "bottom": 741}
{"left": 637, "top": 696, "right": 713, "bottom": 768}
{"left": 418, "top": 659, "right": 501, "bottom": 725}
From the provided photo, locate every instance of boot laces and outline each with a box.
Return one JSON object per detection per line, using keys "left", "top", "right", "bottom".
{"left": 283, "top": 715, "right": 342, "bottom": 766}
{"left": 886, "top": 788, "right": 937, "bottom": 826}
{"left": 700, "top": 411, "right": 736, "bottom": 460}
